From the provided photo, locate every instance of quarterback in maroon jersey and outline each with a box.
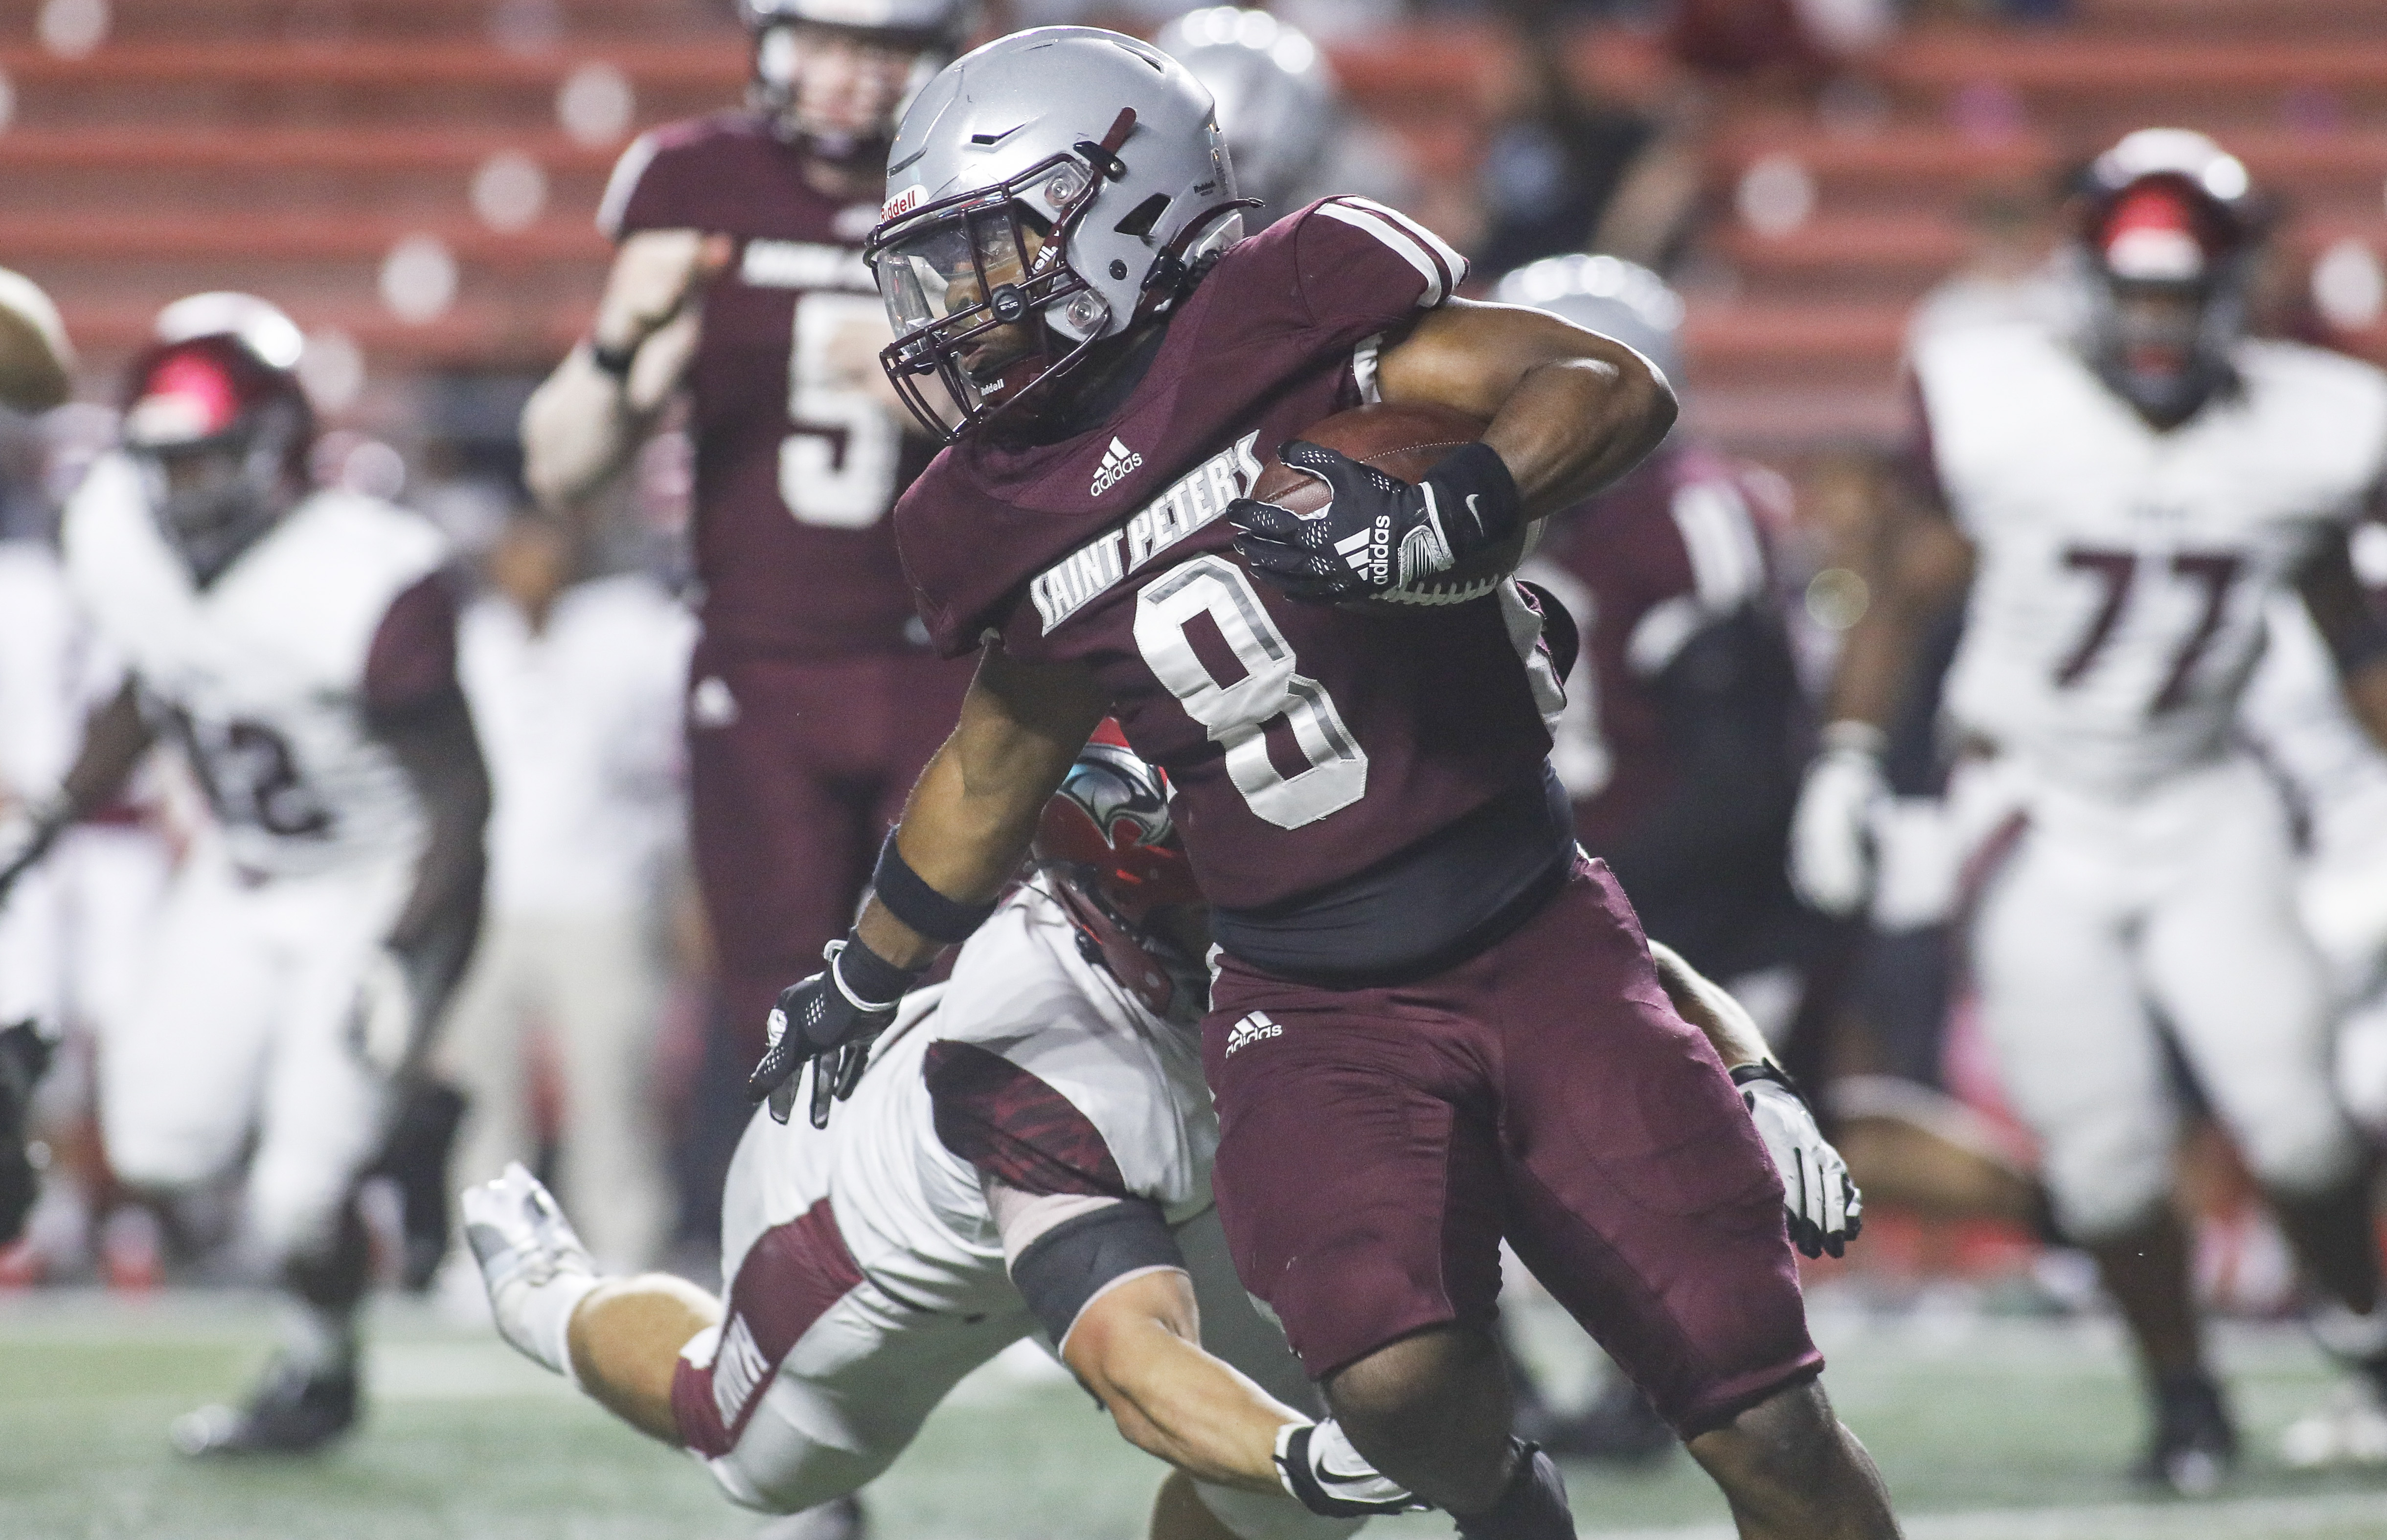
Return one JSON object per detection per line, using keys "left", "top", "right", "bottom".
{"left": 742, "top": 27, "right": 1901, "bottom": 1540}
{"left": 520, "top": 0, "right": 979, "bottom": 1210}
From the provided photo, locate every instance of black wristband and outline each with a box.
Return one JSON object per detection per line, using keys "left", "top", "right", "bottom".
{"left": 1421, "top": 441, "right": 1524, "bottom": 555}
{"left": 871, "top": 830, "right": 998, "bottom": 945}
{"left": 589, "top": 337, "right": 639, "bottom": 381}
{"left": 1729, "top": 1059, "right": 1805, "bottom": 1102}
{"left": 831, "top": 932, "right": 917, "bottom": 1009}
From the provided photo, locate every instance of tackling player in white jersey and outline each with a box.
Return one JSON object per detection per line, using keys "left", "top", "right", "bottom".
{"left": 469, "top": 729, "right": 1858, "bottom": 1535}
{"left": 1791, "top": 130, "right": 2387, "bottom": 1494}
{"left": 0, "top": 294, "right": 491, "bottom": 1454}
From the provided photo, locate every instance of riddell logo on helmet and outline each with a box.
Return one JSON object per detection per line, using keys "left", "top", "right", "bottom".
{"left": 1091, "top": 437, "right": 1144, "bottom": 497}
{"left": 881, "top": 185, "right": 927, "bottom": 223}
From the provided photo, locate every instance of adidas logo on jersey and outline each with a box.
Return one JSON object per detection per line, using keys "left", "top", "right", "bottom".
{"left": 1090, "top": 437, "right": 1144, "bottom": 498}
{"left": 1225, "top": 1012, "right": 1283, "bottom": 1057}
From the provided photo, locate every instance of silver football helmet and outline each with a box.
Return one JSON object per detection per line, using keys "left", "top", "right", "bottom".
{"left": 739, "top": 0, "right": 973, "bottom": 163}
{"left": 867, "top": 26, "right": 1248, "bottom": 440}
{"left": 1491, "top": 253, "right": 1684, "bottom": 392}
{"left": 1153, "top": 8, "right": 1334, "bottom": 226}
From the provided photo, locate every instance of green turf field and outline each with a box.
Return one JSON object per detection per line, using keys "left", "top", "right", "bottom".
{"left": 2, "top": 1293, "right": 2385, "bottom": 1539}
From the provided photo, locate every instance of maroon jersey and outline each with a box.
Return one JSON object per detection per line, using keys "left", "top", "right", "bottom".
{"left": 601, "top": 112, "right": 932, "bottom": 656}
{"left": 896, "top": 198, "right": 1567, "bottom": 913}
{"left": 1531, "top": 443, "right": 1790, "bottom": 850}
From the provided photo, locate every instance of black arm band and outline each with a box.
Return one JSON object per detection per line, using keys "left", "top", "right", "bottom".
{"left": 1010, "top": 1199, "right": 1183, "bottom": 1349}
{"left": 1422, "top": 441, "right": 1524, "bottom": 553}
{"left": 872, "top": 830, "right": 998, "bottom": 945}
{"left": 589, "top": 337, "right": 638, "bottom": 381}
{"left": 1730, "top": 1059, "right": 1808, "bottom": 1103}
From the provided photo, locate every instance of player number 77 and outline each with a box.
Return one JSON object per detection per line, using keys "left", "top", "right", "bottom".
{"left": 2052, "top": 544, "right": 2243, "bottom": 714}
{"left": 778, "top": 293, "right": 902, "bottom": 530}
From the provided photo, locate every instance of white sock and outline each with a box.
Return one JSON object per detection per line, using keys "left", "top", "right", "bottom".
{"left": 497, "top": 1269, "right": 601, "bottom": 1383}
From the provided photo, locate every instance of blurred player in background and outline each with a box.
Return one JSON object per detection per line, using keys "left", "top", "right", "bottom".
{"left": 0, "top": 265, "right": 75, "bottom": 1245}
{"left": 467, "top": 734, "right": 1419, "bottom": 1540}
{"left": 1793, "top": 129, "right": 2387, "bottom": 1494}
{"left": 437, "top": 509, "right": 695, "bottom": 1278}
{"left": 520, "top": 0, "right": 979, "bottom": 1239}
{"left": 1496, "top": 252, "right": 1819, "bottom": 1462}
{"left": 0, "top": 294, "right": 490, "bottom": 1454}
{"left": 1152, "top": 8, "right": 1413, "bottom": 233}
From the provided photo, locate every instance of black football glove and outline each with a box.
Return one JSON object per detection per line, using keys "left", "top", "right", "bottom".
{"left": 746, "top": 936, "right": 918, "bottom": 1129}
{"left": 0, "top": 1020, "right": 55, "bottom": 1245}
{"left": 1228, "top": 440, "right": 1522, "bottom": 603}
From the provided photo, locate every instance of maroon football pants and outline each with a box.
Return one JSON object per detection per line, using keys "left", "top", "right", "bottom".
{"left": 1203, "top": 856, "right": 1822, "bottom": 1438}
{"left": 686, "top": 637, "right": 975, "bottom": 1057}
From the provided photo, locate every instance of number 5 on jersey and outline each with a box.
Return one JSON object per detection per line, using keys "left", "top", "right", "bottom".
{"left": 780, "top": 292, "right": 901, "bottom": 529}
{"left": 1135, "top": 556, "right": 1369, "bottom": 829}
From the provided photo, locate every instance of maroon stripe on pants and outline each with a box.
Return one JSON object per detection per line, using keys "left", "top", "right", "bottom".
{"left": 672, "top": 1197, "right": 864, "bottom": 1458}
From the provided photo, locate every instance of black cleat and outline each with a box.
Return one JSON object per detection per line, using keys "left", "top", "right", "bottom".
{"left": 2137, "top": 1370, "right": 2237, "bottom": 1497}
{"left": 170, "top": 1353, "right": 359, "bottom": 1457}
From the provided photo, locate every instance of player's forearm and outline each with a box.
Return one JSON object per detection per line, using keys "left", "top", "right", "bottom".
{"left": 1649, "top": 940, "right": 1771, "bottom": 1073}
{"left": 1825, "top": 508, "right": 1973, "bottom": 729}
{"left": 521, "top": 350, "right": 645, "bottom": 510}
{"left": 1377, "top": 300, "right": 1677, "bottom": 519}
{"left": 1074, "top": 1312, "right": 1305, "bottom": 1494}
{"left": 376, "top": 693, "right": 491, "bottom": 1020}
{"left": 59, "top": 681, "right": 154, "bottom": 818}
{"left": 854, "top": 648, "right": 1109, "bottom": 971}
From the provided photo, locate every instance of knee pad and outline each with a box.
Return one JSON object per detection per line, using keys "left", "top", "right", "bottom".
{"left": 2239, "top": 1110, "right": 2363, "bottom": 1201}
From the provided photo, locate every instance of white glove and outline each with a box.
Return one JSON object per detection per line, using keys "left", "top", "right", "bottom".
{"left": 592, "top": 229, "right": 731, "bottom": 355}
{"left": 347, "top": 948, "right": 418, "bottom": 1077}
{"left": 1734, "top": 1063, "right": 1862, "bottom": 1259}
{"left": 1789, "top": 722, "right": 1889, "bottom": 917}
{"left": 1275, "top": 1419, "right": 1426, "bottom": 1517}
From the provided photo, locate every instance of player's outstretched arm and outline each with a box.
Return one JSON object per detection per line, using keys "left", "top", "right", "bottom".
{"left": 1374, "top": 296, "right": 1677, "bottom": 519}
{"left": 0, "top": 680, "right": 154, "bottom": 906}
{"left": 0, "top": 267, "right": 72, "bottom": 415}
{"left": 1064, "top": 1267, "right": 1306, "bottom": 1493}
{"left": 520, "top": 230, "right": 730, "bottom": 509}
{"left": 1650, "top": 941, "right": 1861, "bottom": 1260}
{"left": 367, "top": 688, "right": 492, "bottom": 1070}
{"left": 2300, "top": 523, "right": 2387, "bottom": 751}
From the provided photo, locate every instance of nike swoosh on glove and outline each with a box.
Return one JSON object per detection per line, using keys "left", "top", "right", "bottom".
{"left": 1733, "top": 1062, "right": 1863, "bottom": 1259}
{"left": 1229, "top": 440, "right": 1521, "bottom": 603}
{"left": 746, "top": 936, "right": 917, "bottom": 1128}
{"left": 1275, "top": 1419, "right": 1428, "bottom": 1517}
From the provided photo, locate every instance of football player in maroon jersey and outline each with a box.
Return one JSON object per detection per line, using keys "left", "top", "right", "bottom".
{"left": 746, "top": 28, "right": 1900, "bottom": 1540}
{"left": 521, "top": 0, "right": 979, "bottom": 1231}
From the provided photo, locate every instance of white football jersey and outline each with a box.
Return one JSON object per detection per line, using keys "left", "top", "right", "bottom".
{"left": 61, "top": 453, "right": 454, "bottom": 878}
{"left": 767, "top": 878, "right": 1215, "bottom": 1324}
{"left": 1918, "top": 324, "right": 2387, "bottom": 796}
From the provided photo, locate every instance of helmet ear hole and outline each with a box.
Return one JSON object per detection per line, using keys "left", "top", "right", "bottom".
{"left": 1113, "top": 193, "right": 1172, "bottom": 239}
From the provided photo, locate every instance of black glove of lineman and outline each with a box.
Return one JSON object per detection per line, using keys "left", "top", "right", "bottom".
{"left": 746, "top": 936, "right": 919, "bottom": 1129}
{"left": 1228, "top": 440, "right": 1522, "bottom": 603}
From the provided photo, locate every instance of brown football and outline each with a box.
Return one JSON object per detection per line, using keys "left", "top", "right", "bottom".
{"left": 1250, "top": 401, "right": 1538, "bottom": 611}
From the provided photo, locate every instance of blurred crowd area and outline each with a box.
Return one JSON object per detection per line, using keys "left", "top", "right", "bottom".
{"left": 0, "top": 0, "right": 2382, "bottom": 1319}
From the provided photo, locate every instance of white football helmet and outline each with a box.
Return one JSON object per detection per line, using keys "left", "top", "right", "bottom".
{"left": 1152, "top": 8, "right": 1335, "bottom": 226}
{"left": 867, "top": 26, "right": 1248, "bottom": 440}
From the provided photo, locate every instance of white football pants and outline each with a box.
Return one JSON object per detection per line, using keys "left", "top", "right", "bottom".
{"left": 1965, "top": 753, "right": 2363, "bottom": 1241}
{"left": 99, "top": 841, "right": 400, "bottom": 1265}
